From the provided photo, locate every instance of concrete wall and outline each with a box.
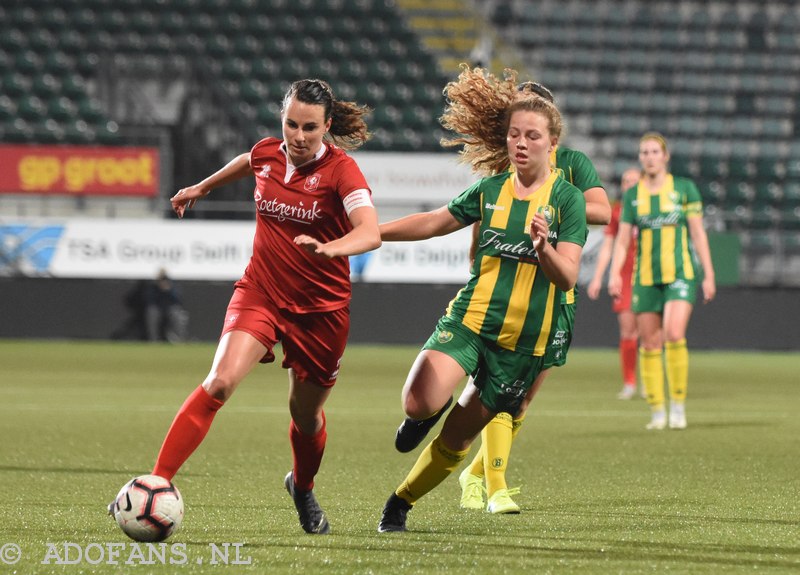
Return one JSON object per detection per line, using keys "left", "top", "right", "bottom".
{"left": 1, "top": 278, "right": 797, "bottom": 351}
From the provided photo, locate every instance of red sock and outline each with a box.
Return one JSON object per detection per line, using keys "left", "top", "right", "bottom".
{"left": 153, "top": 385, "right": 224, "bottom": 481}
{"left": 289, "top": 412, "right": 327, "bottom": 492}
{"left": 620, "top": 338, "right": 638, "bottom": 386}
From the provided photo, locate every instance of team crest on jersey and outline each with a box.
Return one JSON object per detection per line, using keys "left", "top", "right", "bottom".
{"left": 259, "top": 165, "right": 271, "bottom": 179}
{"left": 304, "top": 173, "right": 322, "bottom": 191}
{"left": 437, "top": 330, "right": 454, "bottom": 344}
{"left": 539, "top": 204, "right": 555, "bottom": 226}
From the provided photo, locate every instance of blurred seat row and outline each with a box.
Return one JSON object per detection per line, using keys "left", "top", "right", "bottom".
{"left": 0, "top": 0, "right": 447, "bottom": 150}
{"left": 493, "top": 0, "right": 800, "bottom": 285}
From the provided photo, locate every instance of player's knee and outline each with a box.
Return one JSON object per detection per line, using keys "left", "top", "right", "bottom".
{"left": 288, "top": 402, "right": 324, "bottom": 434}
{"left": 663, "top": 328, "right": 686, "bottom": 343}
{"left": 403, "top": 394, "right": 439, "bottom": 420}
{"left": 438, "top": 427, "right": 473, "bottom": 453}
{"left": 202, "top": 373, "right": 238, "bottom": 402}
{"left": 639, "top": 332, "right": 662, "bottom": 350}
{"left": 290, "top": 412, "right": 323, "bottom": 435}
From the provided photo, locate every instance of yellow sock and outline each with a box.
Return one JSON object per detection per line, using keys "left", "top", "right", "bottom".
{"left": 640, "top": 347, "right": 665, "bottom": 411}
{"left": 483, "top": 413, "right": 514, "bottom": 497}
{"left": 467, "top": 413, "right": 526, "bottom": 478}
{"left": 396, "top": 435, "right": 469, "bottom": 505}
{"left": 511, "top": 414, "right": 526, "bottom": 440}
{"left": 466, "top": 435, "right": 486, "bottom": 476}
{"left": 665, "top": 339, "right": 688, "bottom": 403}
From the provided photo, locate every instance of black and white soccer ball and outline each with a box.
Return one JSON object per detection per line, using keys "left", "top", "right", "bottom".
{"left": 110, "top": 475, "right": 184, "bottom": 542}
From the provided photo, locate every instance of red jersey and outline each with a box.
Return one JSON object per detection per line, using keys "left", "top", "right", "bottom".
{"left": 606, "top": 201, "right": 636, "bottom": 284}
{"left": 237, "top": 137, "right": 371, "bottom": 313}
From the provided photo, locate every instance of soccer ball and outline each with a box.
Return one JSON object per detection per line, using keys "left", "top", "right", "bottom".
{"left": 110, "top": 475, "right": 184, "bottom": 542}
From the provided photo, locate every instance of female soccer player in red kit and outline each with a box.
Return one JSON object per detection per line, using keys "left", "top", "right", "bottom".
{"left": 121, "top": 79, "right": 381, "bottom": 535}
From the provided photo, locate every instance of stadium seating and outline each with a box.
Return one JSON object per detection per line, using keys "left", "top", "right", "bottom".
{"left": 0, "top": 0, "right": 447, "bottom": 153}
{"left": 491, "top": 0, "right": 799, "bottom": 285}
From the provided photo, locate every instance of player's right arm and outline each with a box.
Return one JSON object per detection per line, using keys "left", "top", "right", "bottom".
{"left": 608, "top": 221, "right": 633, "bottom": 298}
{"left": 380, "top": 205, "right": 466, "bottom": 241}
{"left": 171, "top": 153, "right": 252, "bottom": 218}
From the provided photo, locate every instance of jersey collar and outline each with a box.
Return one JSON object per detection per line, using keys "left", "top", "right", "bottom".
{"left": 280, "top": 141, "right": 328, "bottom": 183}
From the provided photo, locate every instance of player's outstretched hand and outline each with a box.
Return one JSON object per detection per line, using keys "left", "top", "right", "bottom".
{"left": 170, "top": 185, "right": 209, "bottom": 218}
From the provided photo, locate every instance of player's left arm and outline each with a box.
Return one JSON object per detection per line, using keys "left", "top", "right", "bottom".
{"left": 608, "top": 221, "right": 633, "bottom": 298}
{"left": 294, "top": 190, "right": 381, "bottom": 258}
{"left": 687, "top": 214, "right": 716, "bottom": 303}
{"left": 531, "top": 187, "right": 586, "bottom": 291}
{"left": 532, "top": 224, "right": 583, "bottom": 291}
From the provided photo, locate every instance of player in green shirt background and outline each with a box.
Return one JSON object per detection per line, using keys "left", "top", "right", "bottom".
{"left": 609, "top": 132, "right": 716, "bottom": 430}
{"left": 377, "top": 67, "right": 587, "bottom": 532}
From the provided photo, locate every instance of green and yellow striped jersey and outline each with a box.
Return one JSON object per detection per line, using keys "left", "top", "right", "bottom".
{"left": 621, "top": 174, "right": 703, "bottom": 286}
{"left": 447, "top": 170, "right": 587, "bottom": 356}
{"left": 552, "top": 146, "right": 603, "bottom": 192}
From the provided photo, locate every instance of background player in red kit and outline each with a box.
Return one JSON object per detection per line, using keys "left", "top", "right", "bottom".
{"left": 128, "top": 79, "right": 381, "bottom": 535}
{"left": 587, "top": 167, "right": 643, "bottom": 399}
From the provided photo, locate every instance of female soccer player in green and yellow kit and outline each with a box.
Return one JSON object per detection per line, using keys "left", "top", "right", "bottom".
{"left": 376, "top": 67, "right": 587, "bottom": 532}
{"left": 609, "top": 132, "right": 716, "bottom": 430}
{"left": 453, "top": 81, "right": 610, "bottom": 514}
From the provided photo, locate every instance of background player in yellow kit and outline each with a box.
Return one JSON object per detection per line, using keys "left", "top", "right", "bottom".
{"left": 609, "top": 132, "right": 716, "bottom": 430}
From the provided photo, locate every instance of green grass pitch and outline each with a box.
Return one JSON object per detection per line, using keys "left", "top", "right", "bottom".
{"left": 0, "top": 340, "right": 797, "bottom": 574}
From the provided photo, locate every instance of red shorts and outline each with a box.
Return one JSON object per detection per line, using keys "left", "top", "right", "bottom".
{"left": 221, "top": 284, "right": 350, "bottom": 387}
{"left": 612, "top": 276, "right": 633, "bottom": 314}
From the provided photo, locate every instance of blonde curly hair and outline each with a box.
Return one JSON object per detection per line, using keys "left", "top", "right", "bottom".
{"left": 440, "top": 65, "right": 562, "bottom": 176}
